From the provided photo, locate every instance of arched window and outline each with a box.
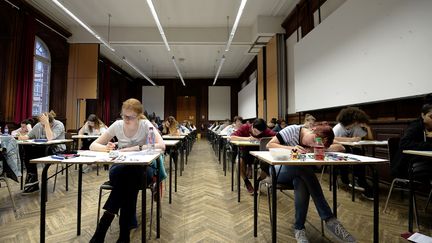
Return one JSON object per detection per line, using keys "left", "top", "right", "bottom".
{"left": 32, "top": 37, "right": 51, "bottom": 116}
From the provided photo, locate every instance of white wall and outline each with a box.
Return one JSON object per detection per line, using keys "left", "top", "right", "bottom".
{"left": 238, "top": 78, "right": 257, "bottom": 119}
{"left": 142, "top": 86, "right": 164, "bottom": 119}
{"left": 293, "top": 0, "right": 432, "bottom": 112}
{"left": 208, "top": 86, "right": 231, "bottom": 120}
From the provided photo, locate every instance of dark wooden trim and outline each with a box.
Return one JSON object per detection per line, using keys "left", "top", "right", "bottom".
{"left": 282, "top": 0, "right": 327, "bottom": 38}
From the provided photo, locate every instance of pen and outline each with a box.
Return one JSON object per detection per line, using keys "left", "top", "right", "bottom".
{"left": 51, "top": 155, "right": 64, "bottom": 160}
{"left": 80, "top": 155, "right": 97, "bottom": 157}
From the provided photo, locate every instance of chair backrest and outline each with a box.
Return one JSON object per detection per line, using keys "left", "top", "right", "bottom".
{"left": 259, "top": 137, "right": 273, "bottom": 151}
{"left": 387, "top": 137, "right": 400, "bottom": 166}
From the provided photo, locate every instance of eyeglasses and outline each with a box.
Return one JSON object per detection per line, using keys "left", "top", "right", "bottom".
{"left": 121, "top": 114, "right": 138, "bottom": 121}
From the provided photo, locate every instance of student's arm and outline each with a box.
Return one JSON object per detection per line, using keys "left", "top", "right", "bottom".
{"left": 90, "top": 131, "right": 115, "bottom": 151}
{"left": 39, "top": 114, "right": 55, "bottom": 140}
{"left": 362, "top": 124, "right": 374, "bottom": 140}
{"left": 229, "top": 135, "right": 254, "bottom": 141}
{"left": 334, "top": 136, "right": 361, "bottom": 143}
{"left": 266, "top": 135, "right": 307, "bottom": 153}
{"left": 78, "top": 122, "right": 87, "bottom": 135}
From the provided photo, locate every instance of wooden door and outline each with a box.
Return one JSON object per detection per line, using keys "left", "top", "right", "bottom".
{"left": 176, "top": 96, "right": 196, "bottom": 125}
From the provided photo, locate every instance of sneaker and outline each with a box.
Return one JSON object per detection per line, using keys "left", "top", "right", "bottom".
{"left": 325, "top": 218, "right": 356, "bottom": 242}
{"left": 23, "top": 183, "right": 39, "bottom": 194}
{"left": 294, "top": 229, "right": 309, "bottom": 243}
{"left": 361, "top": 189, "right": 374, "bottom": 201}
{"left": 24, "top": 173, "right": 38, "bottom": 187}
{"left": 348, "top": 180, "right": 365, "bottom": 192}
{"left": 244, "top": 179, "right": 254, "bottom": 194}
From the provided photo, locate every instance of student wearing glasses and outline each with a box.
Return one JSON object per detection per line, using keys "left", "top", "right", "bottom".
{"left": 89, "top": 98, "right": 165, "bottom": 243}
{"left": 267, "top": 123, "right": 356, "bottom": 243}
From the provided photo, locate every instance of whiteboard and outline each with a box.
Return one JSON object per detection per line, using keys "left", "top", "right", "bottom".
{"left": 208, "top": 86, "right": 231, "bottom": 120}
{"left": 294, "top": 0, "right": 432, "bottom": 112}
{"left": 142, "top": 86, "right": 164, "bottom": 119}
{"left": 238, "top": 79, "right": 257, "bottom": 119}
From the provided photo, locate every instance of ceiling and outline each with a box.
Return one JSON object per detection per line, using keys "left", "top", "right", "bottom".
{"left": 27, "top": 0, "right": 298, "bottom": 84}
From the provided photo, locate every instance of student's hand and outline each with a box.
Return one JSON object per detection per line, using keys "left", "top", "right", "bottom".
{"left": 39, "top": 113, "right": 49, "bottom": 126}
{"left": 351, "top": 137, "right": 362, "bottom": 142}
{"left": 106, "top": 142, "right": 116, "bottom": 151}
{"left": 293, "top": 145, "right": 308, "bottom": 153}
{"left": 248, "top": 136, "right": 259, "bottom": 142}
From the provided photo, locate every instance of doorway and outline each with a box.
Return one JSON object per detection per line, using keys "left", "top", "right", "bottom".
{"left": 176, "top": 96, "right": 196, "bottom": 126}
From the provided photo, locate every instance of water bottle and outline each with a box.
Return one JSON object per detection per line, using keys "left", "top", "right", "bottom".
{"left": 4, "top": 125, "right": 8, "bottom": 135}
{"left": 147, "top": 127, "right": 156, "bottom": 153}
{"left": 313, "top": 137, "right": 325, "bottom": 160}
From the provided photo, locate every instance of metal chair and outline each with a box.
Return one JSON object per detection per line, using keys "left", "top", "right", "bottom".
{"left": 0, "top": 148, "right": 17, "bottom": 213}
{"left": 96, "top": 180, "right": 158, "bottom": 239}
{"left": 383, "top": 137, "right": 420, "bottom": 230}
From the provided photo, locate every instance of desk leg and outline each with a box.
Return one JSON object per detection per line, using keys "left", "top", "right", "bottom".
{"left": 223, "top": 143, "right": 227, "bottom": 176}
{"left": 372, "top": 166, "right": 379, "bottom": 243}
{"left": 332, "top": 165, "right": 337, "bottom": 218}
{"left": 66, "top": 165, "right": 69, "bottom": 191}
{"left": 156, "top": 160, "right": 160, "bottom": 238}
{"left": 174, "top": 150, "right": 178, "bottom": 193}
{"left": 142, "top": 167, "right": 147, "bottom": 242}
{"left": 231, "top": 146, "right": 236, "bottom": 192}
{"left": 169, "top": 150, "right": 172, "bottom": 204}
{"left": 253, "top": 158, "right": 258, "bottom": 237}
{"left": 180, "top": 142, "right": 184, "bottom": 176}
{"left": 40, "top": 164, "right": 51, "bottom": 243}
{"left": 237, "top": 147, "right": 241, "bottom": 203}
{"left": 77, "top": 165, "right": 82, "bottom": 235}
{"left": 271, "top": 165, "right": 277, "bottom": 243}
{"left": 351, "top": 165, "right": 355, "bottom": 202}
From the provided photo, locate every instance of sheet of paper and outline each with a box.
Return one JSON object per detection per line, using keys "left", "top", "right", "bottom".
{"left": 408, "top": 232, "right": 432, "bottom": 243}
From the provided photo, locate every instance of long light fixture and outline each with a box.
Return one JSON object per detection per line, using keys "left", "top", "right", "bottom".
{"left": 225, "top": 0, "right": 248, "bottom": 52}
{"left": 214, "top": 0, "right": 247, "bottom": 85}
{"left": 123, "top": 57, "right": 156, "bottom": 86}
{"left": 146, "top": 0, "right": 171, "bottom": 52}
{"left": 213, "top": 55, "right": 226, "bottom": 85}
{"left": 52, "top": 0, "right": 115, "bottom": 52}
{"left": 172, "top": 57, "right": 186, "bottom": 86}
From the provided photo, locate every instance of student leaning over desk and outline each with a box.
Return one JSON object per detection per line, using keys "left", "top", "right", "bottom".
{"left": 19, "top": 110, "right": 65, "bottom": 194}
{"left": 89, "top": 98, "right": 166, "bottom": 243}
{"left": 267, "top": 122, "right": 356, "bottom": 243}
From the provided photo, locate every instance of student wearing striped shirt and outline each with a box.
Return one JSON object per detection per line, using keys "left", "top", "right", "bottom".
{"left": 267, "top": 123, "right": 356, "bottom": 243}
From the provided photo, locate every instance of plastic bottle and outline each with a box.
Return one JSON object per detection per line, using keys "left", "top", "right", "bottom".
{"left": 314, "top": 137, "right": 325, "bottom": 160}
{"left": 147, "top": 127, "right": 156, "bottom": 153}
{"left": 3, "top": 125, "right": 8, "bottom": 135}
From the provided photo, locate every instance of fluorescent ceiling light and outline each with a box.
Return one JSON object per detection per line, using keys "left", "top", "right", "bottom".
{"left": 52, "top": 0, "right": 115, "bottom": 52}
{"left": 213, "top": 55, "right": 226, "bottom": 85}
{"left": 225, "top": 0, "right": 248, "bottom": 52}
{"left": 146, "top": 0, "right": 171, "bottom": 52}
{"left": 123, "top": 57, "right": 156, "bottom": 86}
{"left": 172, "top": 57, "right": 186, "bottom": 86}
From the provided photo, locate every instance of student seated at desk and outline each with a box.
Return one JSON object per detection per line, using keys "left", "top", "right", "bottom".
{"left": 19, "top": 111, "right": 66, "bottom": 194}
{"left": 230, "top": 118, "right": 276, "bottom": 194}
{"left": 89, "top": 98, "right": 165, "bottom": 243}
{"left": 303, "top": 113, "right": 316, "bottom": 129}
{"left": 220, "top": 116, "right": 243, "bottom": 136}
{"left": 11, "top": 119, "right": 32, "bottom": 137}
{"left": 267, "top": 123, "right": 356, "bottom": 243}
{"left": 333, "top": 107, "right": 374, "bottom": 200}
{"left": 162, "top": 116, "right": 181, "bottom": 136}
{"left": 392, "top": 97, "right": 432, "bottom": 178}
{"left": 78, "top": 114, "right": 107, "bottom": 150}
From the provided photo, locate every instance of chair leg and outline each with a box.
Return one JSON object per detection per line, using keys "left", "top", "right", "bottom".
{"left": 321, "top": 220, "right": 324, "bottom": 236}
{"left": 320, "top": 165, "right": 326, "bottom": 182}
{"left": 3, "top": 178, "right": 17, "bottom": 212}
{"left": 97, "top": 187, "right": 103, "bottom": 225}
{"left": 425, "top": 189, "right": 432, "bottom": 212}
{"left": 267, "top": 184, "right": 272, "bottom": 229}
{"left": 413, "top": 194, "right": 420, "bottom": 231}
{"left": 383, "top": 179, "right": 397, "bottom": 213}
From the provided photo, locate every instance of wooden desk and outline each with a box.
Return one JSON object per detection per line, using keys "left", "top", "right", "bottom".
{"left": 229, "top": 140, "right": 260, "bottom": 202}
{"left": 163, "top": 135, "right": 187, "bottom": 175}
{"left": 31, "top": 151, "right": 162, "bottom": 243}
{"left": 250, "top": 151, "right": 387, "bottom": 243}
{"left": 402, "top": 150, "right": 432, "bottom": 233}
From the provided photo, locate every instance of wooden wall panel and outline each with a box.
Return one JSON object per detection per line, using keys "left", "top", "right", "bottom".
{"left": 266, "top": 36, "right": 279, "bottom": 122}
{"left": 176, "top": 96, "right": 196, "bottom": 125}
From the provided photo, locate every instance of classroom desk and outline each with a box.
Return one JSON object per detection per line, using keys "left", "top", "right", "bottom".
{"left": 229, "top": 140, "right": 260, "bottom": 202}
{"left": 164, "top": 140, "right": 180, "bottom": 204}
{"left": 250, "top": 151, "right": 387, "bottom": 243}
{"left": 221, "top": 135, "right": 229, "bottom": 176}
{"left": 402, "top": 150, "right": 432, "bottom": 233}
{"left": 338, "top": 140, "right": 388, "bottom": 157}
{"left": 163, "top": 135, "right": 186, "bottom": 175}
{"left": 31, "top": 151, "right": 162, "bottom": 243}
{"left": 18, "top": 139, "right": 73, "bottom": 190}
{"left": 71, "top": 134, "right": 100, "bottom": 149}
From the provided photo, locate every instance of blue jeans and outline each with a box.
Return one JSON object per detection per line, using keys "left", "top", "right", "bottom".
{"left": 103, "top": 164, "right": 154, "bottom": 229}
{"left": 275, "top": 165, "right": 333, "bottom": 230}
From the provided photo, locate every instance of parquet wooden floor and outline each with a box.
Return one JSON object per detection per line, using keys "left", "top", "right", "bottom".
{"left": 0, "top": 139, "right": 431, "bottom": 242}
